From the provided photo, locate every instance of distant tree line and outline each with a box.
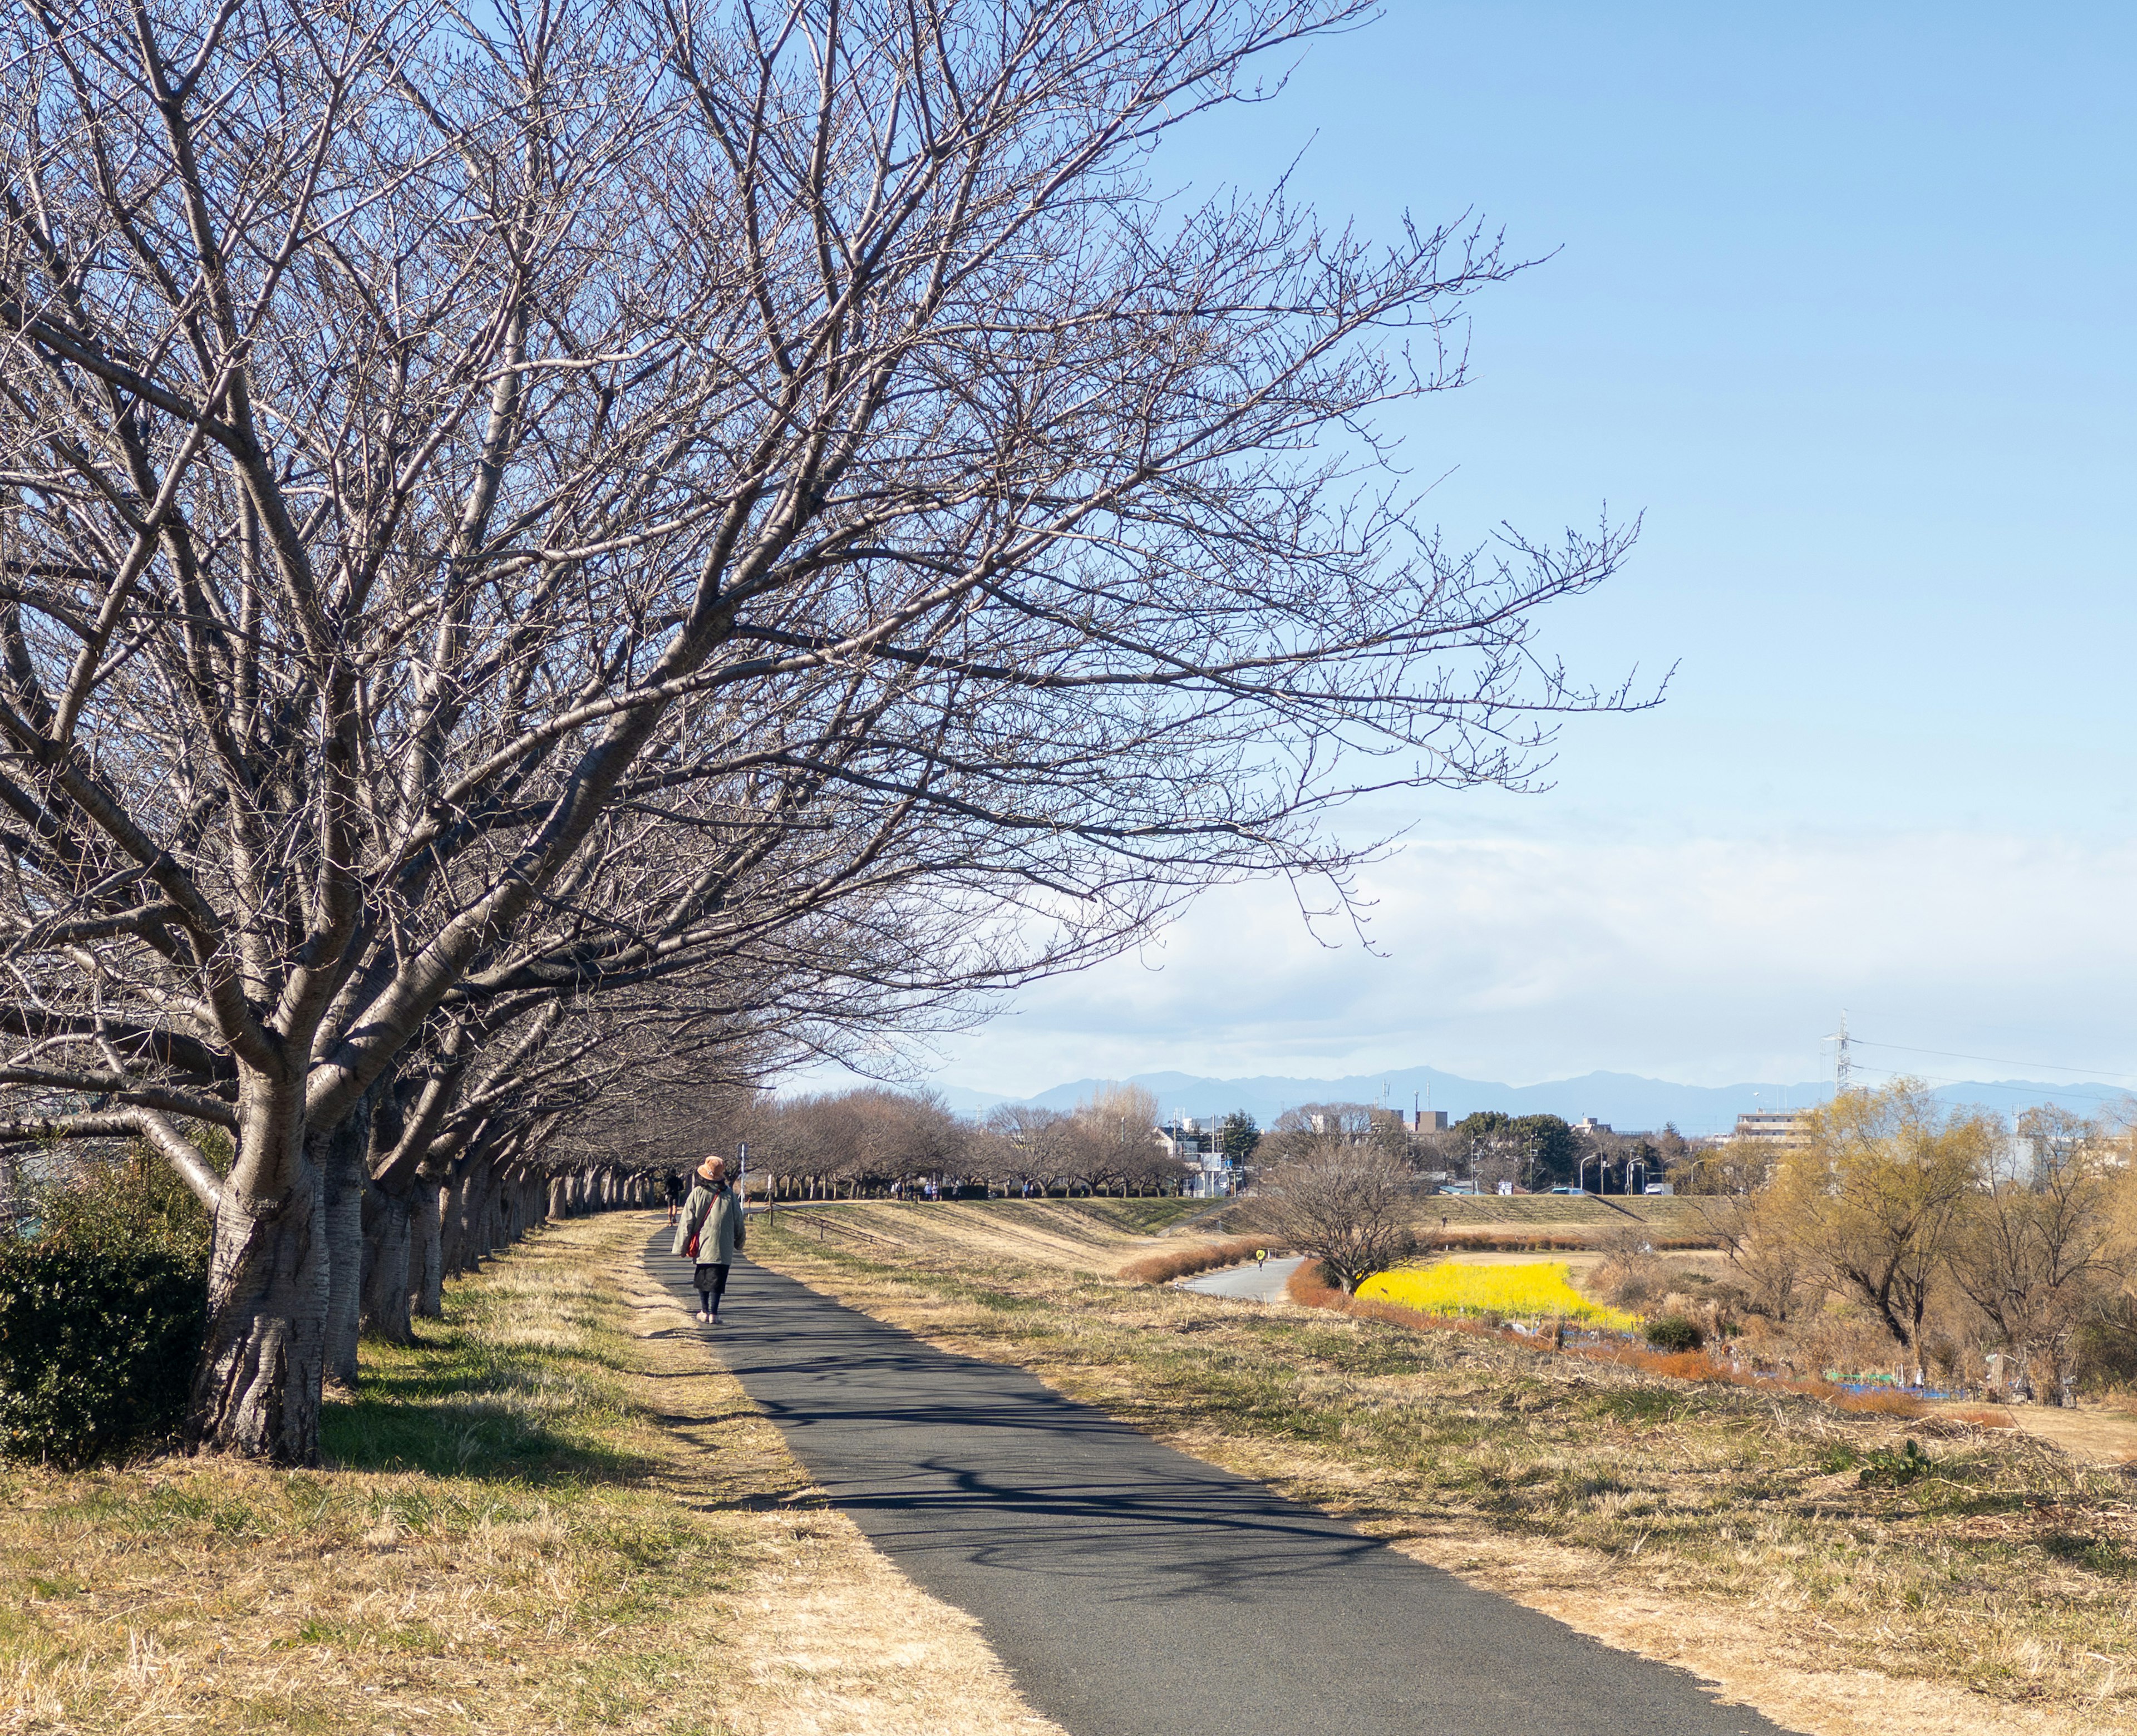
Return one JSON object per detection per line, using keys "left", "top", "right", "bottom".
{"left": 690, "top": 1082, "right": 1198, "bottom": 1201}
{"left": 1243, "top": 1102, "right": 1686, "bottom": 1195}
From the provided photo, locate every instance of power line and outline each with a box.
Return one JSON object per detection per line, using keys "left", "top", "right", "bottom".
{"left": 1845, "top": 1060, "right": 2133, "bottom": 1108}
{"left": 1849, "top": 1038, "right": 2137, "bottom": 1083}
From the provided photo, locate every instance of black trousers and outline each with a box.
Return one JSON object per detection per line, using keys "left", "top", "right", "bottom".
{"left": 693, "top": 1261, "right": 730, "bottom": 1305}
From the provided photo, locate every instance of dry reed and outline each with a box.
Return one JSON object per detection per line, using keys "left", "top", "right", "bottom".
{"left": 1117, "top": 1236, "right": 1272, "bottom": 1284}
{"left": 1284, "top": 1260, "right": 1953, "bottom": 1420}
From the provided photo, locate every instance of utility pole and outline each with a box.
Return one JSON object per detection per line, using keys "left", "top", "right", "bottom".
{"left": 1828, "top": 1010, "right": 1852, "bottom": 1094}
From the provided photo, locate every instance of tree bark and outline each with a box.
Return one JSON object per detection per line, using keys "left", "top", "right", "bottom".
{"left": 186, "top": 1082, "right": 327, "bottom": 1464}
{"left": 440, "top": 1163, "right": 469, "bottom": 1278}
{"left": 321, "top": 1108, "right": 370, "bottom": 1386}
{"left": 360, "top": 1181, "right": 416, "bottom": 1345}
{"left": 413, "top": 1176, "right": 446, "bottom": 1318}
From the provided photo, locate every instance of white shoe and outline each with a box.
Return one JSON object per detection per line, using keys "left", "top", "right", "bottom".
{"left": 694, "top": 1309, "right": 708, "bottom": 1322}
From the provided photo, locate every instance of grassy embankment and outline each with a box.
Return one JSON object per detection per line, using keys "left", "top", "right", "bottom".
{"left": 0, "top": 1212, "right": 1062, "bottom": 1736}
{"left": 752, "top": 1198, "right": 2137, "bottom": 1736}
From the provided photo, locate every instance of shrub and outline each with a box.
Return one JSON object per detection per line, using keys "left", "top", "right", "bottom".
{"left": 0, "top": 1155, "right": 212, "bottom": 1465}
{"left": 1856, "top": 1438, "right": 1934, "bottom": 1487}
{"left": 1118, "top": 1236, "right": 1272, "bottom": 1285}
{"left": 1938, "top": 1408, "right": 2019, "bottom": 1432}
{"left": 2075, "top": 1298, "right": 2137, "bottom": 1391}
{"left": 1643, "top": 1313, "right": 1704, "bottom": 1353}
{"left": 1829, "top": 1387, "right": 1926, "bottom": 1419}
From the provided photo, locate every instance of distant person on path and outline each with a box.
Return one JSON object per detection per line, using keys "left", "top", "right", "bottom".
{"left": 674, "top": 1155, "right": 747, "bottom": 1323}
{"left": 664, "top": 1168, "right": 685, "bottom": 1225}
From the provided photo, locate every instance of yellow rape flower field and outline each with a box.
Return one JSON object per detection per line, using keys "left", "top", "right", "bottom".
{"left": 1358, "top": 1260, "right": 1642, "bottom": 1330}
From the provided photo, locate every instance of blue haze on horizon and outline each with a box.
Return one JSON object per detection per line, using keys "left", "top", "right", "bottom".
{"left": 806, "top": 4, "right": 2137, "bottom": 1105}
{"left": 925, "top": 1067, "right": 2129, "bottom": 1142}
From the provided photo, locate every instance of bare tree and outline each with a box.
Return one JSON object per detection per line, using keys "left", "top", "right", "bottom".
{"left": 1074, "top": 1081, "right": 1160, "bottom": 1196}
{"left": 1250, "top": 1138, "right": 1416, "bottom": 1293}
{"left": 1946, "top": 1108, "right": 2136, "bottom": 1404}
{"left": 982, "top": 1102, "right": 1071, "bottom": 1197}
{"left": 1762, "top": 1082, "right": 1991, "bottom": 1365}
{"left": 1687, "top": 1190, "right": 1809, "bottom": 1321}
{"left": 1, "top": 0, "right": 1646, "bottom": 1461}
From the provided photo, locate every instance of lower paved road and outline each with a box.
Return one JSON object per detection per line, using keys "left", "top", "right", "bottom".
{"left": 643, "top": 1230, "right": 1795, "bottom": 1736}
{"left": 1176, "top": 1254, "right": 1304, "bottom": 1301}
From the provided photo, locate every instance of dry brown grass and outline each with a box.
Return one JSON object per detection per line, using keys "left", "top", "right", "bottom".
{"left": 1415, "top": 1224, "right": 1716, "bottom": 1252}
{"left": 1420, "top": 1194, "right": 1712, "bottom": 1230}
{"left": 753, "top": 1208, "right": 2137, "bottom": 1736}
{"left": 1988, "top": 1401, "right": 2137, "bottom": 1465}
{"left": 0, "top": 1213, "right": 1063, "bottom": 1736}
{"left": 764, "top": 1196, "right": 1188, "bottom": 1275}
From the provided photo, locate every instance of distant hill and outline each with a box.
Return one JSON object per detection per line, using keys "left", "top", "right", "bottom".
{"left": 930, "top": 1066, "right": 2130, "bottom": 1135}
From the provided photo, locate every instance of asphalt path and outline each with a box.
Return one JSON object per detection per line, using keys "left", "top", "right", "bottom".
{"left": 1176, "top": 1254, "right": 1304, "bottom": 1301}
{"left": 644, "top": 1228, "right": 1795, "bottom": 1736}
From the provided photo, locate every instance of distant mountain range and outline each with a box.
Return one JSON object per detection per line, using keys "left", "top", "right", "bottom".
{"left": 930, "top": 1065, "right": 2129, "bottom": 1135}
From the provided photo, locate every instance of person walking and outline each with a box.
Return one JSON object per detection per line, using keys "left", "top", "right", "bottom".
{"left": 663, "top": 1168, "right": 685, "bottom": 1226}
{"left": 673, "top": 1155, "right": 746, "bottom": 1323}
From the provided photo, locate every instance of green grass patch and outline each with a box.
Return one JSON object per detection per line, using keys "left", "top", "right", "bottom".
{"left": 0, "top": 1217, "right": 752, "bottom": 1734}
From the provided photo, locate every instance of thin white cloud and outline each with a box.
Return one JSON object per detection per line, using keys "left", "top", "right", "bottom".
{"left": 912, "top": 830, "right": 2137, "bottom": 1097}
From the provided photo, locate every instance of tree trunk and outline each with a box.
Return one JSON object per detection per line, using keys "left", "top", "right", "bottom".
{"left": 470, "top": 1158, "right": 494, "bottom": 1261}
{"left": 360, "top": 1182, "right": 415, "bottom": 1345}
{"left": 186, "top": 1082, "right": 328, "bottom": 1464}
{"left": 463, "top": 1160, "right": 488, "bottom": 1263}
{"left": 441, "top": 1162, "right": 471, "bottom": 1277}
{"left": 479, "top": 1158, "right": 504, "bottom": 1255}
{"left": 413, "top": 1176, "right": 445, "bottom": 1319}
{"left": 321, "top": 1108, "right": 370, "bottom": 1387}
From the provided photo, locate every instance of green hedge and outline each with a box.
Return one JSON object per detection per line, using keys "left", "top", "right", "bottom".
{"left": 0, "top": 1156, "right": 211, "bottom": 1465}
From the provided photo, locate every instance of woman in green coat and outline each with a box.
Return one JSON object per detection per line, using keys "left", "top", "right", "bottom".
{"left": 672, "top": 1155, "right": 746, "bottom": 1322}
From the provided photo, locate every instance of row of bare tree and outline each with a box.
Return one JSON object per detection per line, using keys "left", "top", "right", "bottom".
{"left": 683, "top": 1081, "right": 1193, "bottom": 1200}
{"left": 0, "top": 0, "right": 1642, "bottom": 1461}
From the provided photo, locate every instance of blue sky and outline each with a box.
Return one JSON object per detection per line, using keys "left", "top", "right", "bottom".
{"left": 860, "top": 4, "right": 2137, "bottom": 1102}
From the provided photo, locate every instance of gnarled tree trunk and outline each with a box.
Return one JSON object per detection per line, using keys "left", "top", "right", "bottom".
{"left": 187, "top": 1080, "right": 327, "bottom": 1464}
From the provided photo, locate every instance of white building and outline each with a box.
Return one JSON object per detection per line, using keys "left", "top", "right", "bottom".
{"left": 1157, "top": 1116, "right": 1239, "bottom": 1198}
{"left": 1733, "top": 1110, "right": 1813, "bottom": 1146}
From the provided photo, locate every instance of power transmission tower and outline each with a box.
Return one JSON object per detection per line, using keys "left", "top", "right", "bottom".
{"left": 1827, "top": 1010, "right": 1852, "bottom": 1094}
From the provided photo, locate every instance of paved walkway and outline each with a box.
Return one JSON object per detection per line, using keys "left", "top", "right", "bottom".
{"left": 643, "top": 1230, "right": 1794, "bottom": 1736}
{"left": 1176, "top": 1254, "right": 1304, "bottom": 1300}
